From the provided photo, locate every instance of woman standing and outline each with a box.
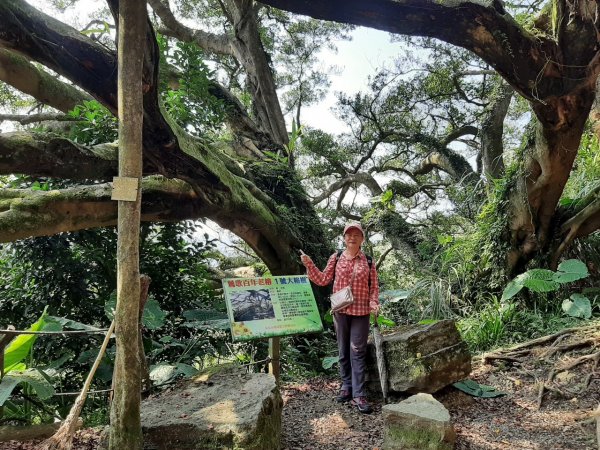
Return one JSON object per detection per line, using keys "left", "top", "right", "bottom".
{"left": 300, "top": 221, "right": 379, "bottom": 414}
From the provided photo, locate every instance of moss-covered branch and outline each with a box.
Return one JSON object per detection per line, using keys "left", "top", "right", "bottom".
{"left": 0, "top": 48, "right": 91, "bottom": 113}
{"left": 0, "top": 132, "right": 117, "bottom": 180}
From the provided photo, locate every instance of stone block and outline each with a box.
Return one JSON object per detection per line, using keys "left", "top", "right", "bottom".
{"left": 382, "top": 393, "right": 455, "bottom": 450}
{"left": 367, "top": 319, "right": 471, "bottom": 394}
{"left": 141, "top": 365, "right": 282, "bottom": 449}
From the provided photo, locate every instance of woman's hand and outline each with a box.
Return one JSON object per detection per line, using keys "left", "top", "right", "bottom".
{"left": 299, "top": 249, "right": 312, "bottom": 266}
{"left": 370, "top": 302, "right": 380, "bottom": 315}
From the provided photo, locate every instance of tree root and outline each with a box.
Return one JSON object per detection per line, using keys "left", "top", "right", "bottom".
{"left": 481, "top": 324, "right": 600, "bottom": 410}
{"left": 535, "top": 347, "right": 600, "bottom": 410}
{"left": 483, "top": 325, "right": 600, "bottom": 364}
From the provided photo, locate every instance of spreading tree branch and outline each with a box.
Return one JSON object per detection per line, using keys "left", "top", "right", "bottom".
{"left": 311, "top": 172, "right": 383, "bottom": 205}
{"left": 0, "top": 114, "right": 80, "bottom": 126}
{"left": 0, "top": 131, "right": 117, "bottom": 180}
{"left": 147, "top": 0, "right": 235, "bottom": 56}
{"left": 258, "top": 0, "right": 599, "bottom": 103}
{"left": 0, "top": 48, "right": 91, "bottom": 113}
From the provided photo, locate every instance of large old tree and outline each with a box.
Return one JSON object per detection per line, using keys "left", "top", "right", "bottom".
{"left": 258, "top": 0, "right": 600, "bottom": 275}
{"left": 0, "top": 0, "right": 333, "bottom": 275}
{"left": 0, "top": 0, "right": 599, "bottom": 281}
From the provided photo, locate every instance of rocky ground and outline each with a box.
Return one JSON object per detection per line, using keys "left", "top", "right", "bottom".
{"left": 1, "top": 326, "right": 599, "bottom": 449}
{"left": 281, "top": 325, "right": 600, "bottom": 449}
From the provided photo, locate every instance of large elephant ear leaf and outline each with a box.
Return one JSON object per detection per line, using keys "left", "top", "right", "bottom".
{"left": 4, "top": 308, "right": 49, "bottom": 372}
{"left": 0, "top": 369, "right": 55, "bottom": 406}
{"left": 562, "top": 293, "right": 592, "bottom": 319}
{"left": 554, "top": 259, "right": 589, "bottom": 283}
{"left": 142, "top": 297, "right": 167, "bottom": 330}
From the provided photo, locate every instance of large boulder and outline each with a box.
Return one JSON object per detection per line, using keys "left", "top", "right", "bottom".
{"left": 367, "top": 319, "right": 471, "bottom": 394}
{"left": 382, "top": 393, "right": 455, "bottom": 450}
{"left": 141, "top": 365, "right": 282, "bottom": 449}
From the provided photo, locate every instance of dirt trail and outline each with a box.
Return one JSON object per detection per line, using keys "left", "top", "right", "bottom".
{"left": 2, "top": 327, "right": 599, "bottom": 449}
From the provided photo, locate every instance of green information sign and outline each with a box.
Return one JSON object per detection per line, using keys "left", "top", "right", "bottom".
{"left": 222, "top": 275, "right": 323, "bottom": 342}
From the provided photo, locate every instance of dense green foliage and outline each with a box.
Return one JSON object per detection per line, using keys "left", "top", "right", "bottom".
{"left": 0, "top": 222, "right": 225, "bottom": 424}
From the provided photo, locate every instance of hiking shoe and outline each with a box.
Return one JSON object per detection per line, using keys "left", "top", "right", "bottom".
{"left": 336, "top": 389, "right": 352, "bottom": 403}
{"left": 352, "top": 396, "right": 373, "bottom": 414}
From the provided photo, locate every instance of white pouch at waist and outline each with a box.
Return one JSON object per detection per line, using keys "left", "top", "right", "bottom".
{"left": 330, "top": 285, "right": 353, "bottom": 312}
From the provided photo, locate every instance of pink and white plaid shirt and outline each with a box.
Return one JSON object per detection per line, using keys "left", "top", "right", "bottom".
{"left": 305, "top": 251, "right": 379, "bottom": 316}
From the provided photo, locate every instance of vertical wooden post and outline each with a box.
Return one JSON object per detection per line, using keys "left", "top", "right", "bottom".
{"left": 268, "top": 337, "right": 280, "bottom": 383}
{"left": 109, "top": 0, "right": 145, "bottom": 449}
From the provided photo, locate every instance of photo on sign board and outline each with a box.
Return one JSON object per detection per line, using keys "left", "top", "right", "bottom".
{"left": 230, "top": 289, "right": 275, "bottom": 321}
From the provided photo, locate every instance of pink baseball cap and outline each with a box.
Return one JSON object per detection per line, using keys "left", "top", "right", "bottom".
{"left": 343, "top": 222, "right": 364, "bottom": 236}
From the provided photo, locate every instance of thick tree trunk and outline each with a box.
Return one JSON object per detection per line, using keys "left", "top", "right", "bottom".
{"left": 109, "top": 0, "right": 145, "bottom": 448}
{"left": 226, "top": 0, "right": 289, "bottom": 146}
{"left": 507, "top": 94, "right": 595, "bottom": 274}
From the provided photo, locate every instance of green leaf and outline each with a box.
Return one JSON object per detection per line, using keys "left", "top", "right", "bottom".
{"left": 142, "top": 297, "right": 167, "bottom": 330}
{"left": 4, "top": 308, "right": 48, "bottom": 372}
{"left": 525, "top": 269, "right": 555, "bottom": 280}
{"left": 0, "top": 377, "right": 20, "bottom": 407}
{"left": 436, "top": 234, "right": 453, "bottom": 245}
{"left": 513, "top": 269, "right": 560, "bottom": 293}
{"left": 0, "top": 369, "right": 55, "bottom": 406}
{"left": 380, "top": 190, "right": 393, "bottom": 204}
{"left": 562, "top": 294, "right": 591, "bottom": 319}
{"left": 453, "top": 379, "right": 506, "bottom": 398}
{"left": 322, "top": 356, "right": 339, "bottom": 370}
{"left": 522, "top": 277, "right": 560, "bottom": 293}
{"left": 149, "top": 363, "right": 198, "bottom": 384}
{"left": 44, "top": 352, "right": 75, "bottom": 371}
{"left": 376, "top": 315, "right": 395, "bottom": 327}
{"left": 46, "top": 316, "right": 102, "bottom": 332}
{"left": 554, "top": 259, "right": 589, "bottom": 283}
{"left": 559, "top": 197, "right": 575, "bottom": 207}
{"left": 501, "top": 280, "right": 522, "bottom": 301}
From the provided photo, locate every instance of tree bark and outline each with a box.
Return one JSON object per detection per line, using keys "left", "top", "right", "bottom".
{"left": 0, "top": 48, "right": 91, "bottom": 113}
{"left": 138, "top": 275, "right": 152, "bottom": 395}
{"left": 109, "top": 0, "right": 145, "bottom": 448}
{"left": 0, "top": 132, "right": 117, "bottom": 180}
{"left": 480, "top": 82, "right": 512, "bottom": 180}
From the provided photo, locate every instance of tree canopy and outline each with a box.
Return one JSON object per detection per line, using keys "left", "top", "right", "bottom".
{"left": 0, "top": 0, "right": 599, "bottom": 284}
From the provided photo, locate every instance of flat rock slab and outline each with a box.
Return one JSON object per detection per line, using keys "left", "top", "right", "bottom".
{"left": 367, "top": 319, "right": 471, "bottom": 394}
{"left": 383, "top": 393, "right": 455, "bottom": 450}
{"left": 141, "top": 366, "right": 282, "bottom": 449}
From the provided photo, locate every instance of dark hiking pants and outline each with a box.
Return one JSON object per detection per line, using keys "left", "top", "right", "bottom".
{"left": 333, "top": 313, "right": 370, "bottom": 398}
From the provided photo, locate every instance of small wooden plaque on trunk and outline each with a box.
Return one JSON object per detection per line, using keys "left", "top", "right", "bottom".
{"left": 111, "top": 176, "right": 139, "bottom": 201}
